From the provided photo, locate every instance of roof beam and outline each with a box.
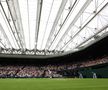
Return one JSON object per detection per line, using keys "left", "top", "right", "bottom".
{"left": 47, "top": 0, "right": 78, "bottom": 50}
{"left": 0, "top": 23, "right": 12, "bottom": 48}
{"left": 12, "top": 0, "right": 26, "bottom": 49}
{"left": 0, "top": 2, "right": 20, "bottom": 48}
{"left": 6, "top": 0, "right": 24, "bottom": 49}
{"left": 41, "top": 0, "right": 55, "bottom": 49}
{"left": 0, "top": 41, "right": 6, "bottom": 48}
{"left": 54, "top": 0, "right": 92, "bottom": 50}
{"left": 60, "top": 2, "right": 108, "bottom": 50}
{"left": 35, "top": 0, "right": 43, "bottom": 50}
{"left": 75, "top": 24, "right": 108, "bottom": 49}
{"left": 45, "top": 0, "right": 68, "bottom": 49}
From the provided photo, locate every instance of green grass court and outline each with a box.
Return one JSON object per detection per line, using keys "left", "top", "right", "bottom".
{"left": 0, "top": 78, "right": 108, "bottom": 90}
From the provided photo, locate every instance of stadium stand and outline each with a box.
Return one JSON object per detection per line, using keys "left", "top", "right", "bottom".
{"left": 0, "top": 0, "right": 108, "bottom": 90}
{"left": 0, "top": 0, "right": 108, "bottom": 80}
{"left": 0, "top": 55, "right": 108, "bottom": 78}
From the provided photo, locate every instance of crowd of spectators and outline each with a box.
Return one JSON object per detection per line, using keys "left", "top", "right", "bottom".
{"left": 0, "top": 55, "right": 108, "bottom": 78}
{"left": 80, "top": 55, "right": 108, "bottom": 67}
{"left": 0, "top": 65, "right": 63, "bottom": 78}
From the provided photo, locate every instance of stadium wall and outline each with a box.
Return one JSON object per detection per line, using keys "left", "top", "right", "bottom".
{"left": 79, "top": 63, "right": 108, "bottom": 78}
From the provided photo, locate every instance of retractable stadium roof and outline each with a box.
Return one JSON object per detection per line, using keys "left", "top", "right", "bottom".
{"left": 0, "top": 0, "right": 108, "bottom": 58}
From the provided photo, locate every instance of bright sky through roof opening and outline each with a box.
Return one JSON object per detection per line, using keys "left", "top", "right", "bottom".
{"left": 0, "top": 0, "right": 108, "bottom": 56}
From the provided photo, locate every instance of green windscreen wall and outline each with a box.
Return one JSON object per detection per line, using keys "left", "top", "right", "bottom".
{"left": 79, "top": 63, "right": 108, "bottom": 78}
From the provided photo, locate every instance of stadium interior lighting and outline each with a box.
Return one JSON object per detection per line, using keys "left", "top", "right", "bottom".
{"left": 0, "top": 0, "right": 108, "bottom": 57}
